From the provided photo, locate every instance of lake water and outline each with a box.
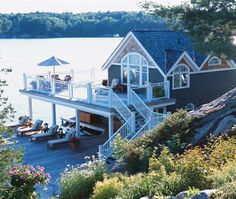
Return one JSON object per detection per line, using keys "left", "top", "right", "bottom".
{"left": 0, "top": 38, "right": 122, "bottom": 123}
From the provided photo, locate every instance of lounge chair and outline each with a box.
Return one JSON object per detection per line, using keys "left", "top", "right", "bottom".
{"left": 6, "top": 115, "right": 30, "bottom": 129}
{"left": 16, "top": 119, "right": 43, "bottom": 136}
{"left": 31, "top": 124, "right": 58, "bottom": 142}
{"left": 47, "top": 128, "right": 75, "bottom": 149}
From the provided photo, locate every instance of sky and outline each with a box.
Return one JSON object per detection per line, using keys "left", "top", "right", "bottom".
{"left": 0, "top": 0, "right": 183, "bottom": 13}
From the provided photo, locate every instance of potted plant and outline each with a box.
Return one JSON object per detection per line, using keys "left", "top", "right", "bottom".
{"left": 8, "top": 165, "right": 51, "bottom": 198}
{"left": 70, "top": 136, "right": 80, "bottom": 151}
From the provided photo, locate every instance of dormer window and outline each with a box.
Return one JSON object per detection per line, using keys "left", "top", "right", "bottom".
{"left": 208, "top": 56, "right": 221, "bottom": 66}
{"left": 173, "top": 64, "right": 190, "bottom": 89}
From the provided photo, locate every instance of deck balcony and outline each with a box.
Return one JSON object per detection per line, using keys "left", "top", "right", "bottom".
{"left": 21, "top": 73, "right": 170, "bottom": 108}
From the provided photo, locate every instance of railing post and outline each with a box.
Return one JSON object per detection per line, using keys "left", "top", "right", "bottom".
{"left": 23, "top": 73, "right": 27, "bottom": 90}
{"left": 98, "top": 145, "right": 103, "bottom": 160}
{"left": 108, "top": 87, "right": 112, "bottom": 108}
{"left": 87, "top": 82, "right": 93, "bottom": 103}
{"left": 127, "top": 85, "right": 131, "bottom": 105}
{"left": 51, "top": 78, "right": 56, "bottom": 96}
{"left": 131, "top": 112, "right": 136, "bottom": 134}
{"left": 36, "top": 76, "right": 40, "bottom": 92}
{"left": 69, "top": 83, "right": 73, "bottom": 99}
{"left": 147, "top": 82, "right": 152, "bottom": 101}
{"left": 166, "top": 81, "right": 170, "bottom": 98}
{"left": 71, "top": 69, "right": 74, "bottom": 82}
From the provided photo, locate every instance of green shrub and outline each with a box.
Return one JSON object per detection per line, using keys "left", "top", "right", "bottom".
{"left": 112, "top": 134, "right": 128, "bottom": 163}
{"left": 149, "top": 148, "right": 209, "bottom": 195}
{"left": 119, "top": 174, "right": 156, "bottom": 199}
{"left": 92, "top": 177, "right": 123, "bottom": 199}
{"left": 60, "top": 156, "right": 106, "bottom": 199}
{"left": 175, "top": 148, "right": 209, "bottom": 190}
{"left": 210, "top": 159, "right": 236, "bottom": 189}
{"left": 123, "top": 110, "right": 192, "bottom": 174}
{"left": 207, "top": 136, "right": 236, "bottom": 168}
{"left": 213, "top": 181, "right": 236, "bottom": 199}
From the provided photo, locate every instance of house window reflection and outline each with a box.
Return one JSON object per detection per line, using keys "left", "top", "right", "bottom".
{"left": 121, "top": 53, "right": 148, "bottom": 85}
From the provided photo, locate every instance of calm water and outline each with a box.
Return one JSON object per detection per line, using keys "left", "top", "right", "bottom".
{"left": 0, "top": 38, "right": 122, "bottom": 123}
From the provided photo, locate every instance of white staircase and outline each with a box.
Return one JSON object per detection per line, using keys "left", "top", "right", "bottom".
{"left": 98, "top": 89, "right": 167, "bottom": 159}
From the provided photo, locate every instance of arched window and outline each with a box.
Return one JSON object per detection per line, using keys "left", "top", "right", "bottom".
{"left": 121, "top": 53, "right": 148, "bottom": 85}
{"left": 173, "top": 64, "right": 190, "bottom": 89}
{"left": 208, "top": 56, "right": 221, "bottom": 66}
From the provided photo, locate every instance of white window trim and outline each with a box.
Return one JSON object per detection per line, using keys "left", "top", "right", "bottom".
{"left": 120, "top": 52, "right": 149, "bottom": 86}
{"left": 208, "top": 56, "right": 222, "bottom": 66}
{"left": 172, "top": 64, "right": 190, "bottom": 90}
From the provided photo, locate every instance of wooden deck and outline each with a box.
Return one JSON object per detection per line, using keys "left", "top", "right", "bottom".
{"left": 10, "top": 129, "right": 108, "bottom": 198}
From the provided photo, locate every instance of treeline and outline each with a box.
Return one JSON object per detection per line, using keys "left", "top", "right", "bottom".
{"left": 0, "top": 12, "right": 167, "bottom": 38}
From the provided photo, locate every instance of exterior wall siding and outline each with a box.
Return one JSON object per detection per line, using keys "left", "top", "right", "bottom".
{"left": 114, "top": 37, "right": 155, "bottom": 66}
{"left": 108, "top": 64, "right": 121, "bottom": 85}
{"left": 201, "top": 57, "right": 231, "bottom": 70}
{"left": 168, "top": 69, "right": 236, "bottom": 110}
{"left": 149, "top": 68, "right": 164, "bottom": 83}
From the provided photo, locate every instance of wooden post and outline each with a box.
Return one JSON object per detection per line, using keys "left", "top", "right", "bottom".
{"left": 23, "top": 73, "right": 27, "bottom": 90}
{"left": 28, "top": 97, "right": 33, "bottom": 120}
{"left": 75, "top": 109, "right": 80, "bottom": 138}
{"left": 36, "top": 76, "right": 40, "bottom": 92}
{"left": 108, "top": 87, "right": 112, "bottom": 108}
{"left": 69, "top": 83, "right": 73, "bottom": 99}
{"left": 87, "top": 82, "right": 93, "bottom": 103}
{"left": 52, "top": 103, "right": 56, "bottom": 125}
{"left": 131, "top": 112, "right": 136, "bottom": 134}
{"left": 108, "top": 114, "right": 113, "bottom": 138}
{"left": 71, "top": 69, "right": 74, "bottom": 82}
{"left": 166, "top": 81, "right": 170, "bottom": 98}
{"left": 127, "top": 85, "right": 131, "bottom": 105}
{"left": 51, "top": 78, "right": 56, "bottom": 96}
{"left": 147, "top": 82, "right": 152, "bottom": 101}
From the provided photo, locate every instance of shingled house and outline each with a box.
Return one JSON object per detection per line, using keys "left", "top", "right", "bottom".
{"left": 20, "top": 30, "right": 236, "bottom": 157}
{"left": 102, "top": 30, "right": 236, "bottom": 112}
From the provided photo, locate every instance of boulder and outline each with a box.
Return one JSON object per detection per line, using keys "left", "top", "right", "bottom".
{"left": 174, "top": 189, "right": 217, "bottom": 199}
{"left": 190, "top": 87, "right": 236, "bottom": 144}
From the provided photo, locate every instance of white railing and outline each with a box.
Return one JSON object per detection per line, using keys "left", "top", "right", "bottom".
{"left": 130, "top": 89, "right": 151, "bottom": 120}
{"left": 130, "top": 119, "right": 151, "bottom": 140}
{"left": 111, "top": 92, "right": 132, "bottom": 121}
{"left": 150, "top": 112, "right": 167, "bottom": 129}
{"left": 99, "top": 114, "right": 134, "bottom": 158}
{"left": 132, "top": 81, "right": 170, "bottom": 102}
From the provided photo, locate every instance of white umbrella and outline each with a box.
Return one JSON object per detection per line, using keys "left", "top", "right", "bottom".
{"left": 37, "top": 56, "right": 70, "bottom": 76}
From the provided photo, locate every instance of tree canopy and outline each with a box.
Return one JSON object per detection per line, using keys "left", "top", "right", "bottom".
{"left": 143, "top": 0, "right": 236, "bottom": 58}
{"left": 0, "top": 11, "right": 167, "bottom": 38}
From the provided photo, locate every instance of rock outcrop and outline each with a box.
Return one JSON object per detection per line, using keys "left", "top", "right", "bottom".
{"left": 190, "top": 87, "right": 236, "bottom": 144}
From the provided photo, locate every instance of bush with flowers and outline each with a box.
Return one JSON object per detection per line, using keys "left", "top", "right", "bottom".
{"left": 60, "top": 155, "right": 106, "bottom": 199}
{"left": 7, "top": 165, "right": 51, "bottom": 199}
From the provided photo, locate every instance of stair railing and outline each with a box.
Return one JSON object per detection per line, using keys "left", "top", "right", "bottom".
{"left": 111, "top": 92, "right": 132, "bottom": 122}
{"left": 130, "top": 89, "right": 151, "bottom": 120}
{"left": 99, "top": 113, "right": 134, "bottom": 158}
{"left": 130, "top": 119, "right": 151, "bottom": 140}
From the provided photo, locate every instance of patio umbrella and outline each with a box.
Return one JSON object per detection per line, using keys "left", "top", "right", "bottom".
{"left": 37, "top": 56, "right": 70, "bottom": 76}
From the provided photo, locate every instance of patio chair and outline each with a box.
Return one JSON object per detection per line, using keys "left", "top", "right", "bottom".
{"left": 31, "top": 124, "right": 59, "bottom": 142}
{"left": 64, "top": 75, "right": 72, "bottom": 82}
{"left": 47, "top": 128, "right": 75, "bottom": 149}
{"left": 6, "top": 115, "right": 30, "bottom": 129}
{"left": 110, "top": 79, "right": 119, "bottom": 90}
{"left": 16, "top": 119, "right": 43, "bottom": 136}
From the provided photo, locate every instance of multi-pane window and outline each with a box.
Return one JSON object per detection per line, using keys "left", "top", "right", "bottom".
{"left": 121, "top": 53, "right": 148, "bottom": 85}
{"left": 173, "top": 64, "right": 190, "bottom": 89}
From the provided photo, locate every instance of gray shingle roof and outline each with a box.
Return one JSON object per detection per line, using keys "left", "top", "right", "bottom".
{"left": 132, "top": 30, "right": 207, "bottom": 74}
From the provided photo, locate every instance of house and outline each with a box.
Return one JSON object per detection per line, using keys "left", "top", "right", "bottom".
{"left": 19, "top": 30, "right": 236, "bottom": 158}
{"left": 102, "top": 30, "right": 236, "bottom": 112}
